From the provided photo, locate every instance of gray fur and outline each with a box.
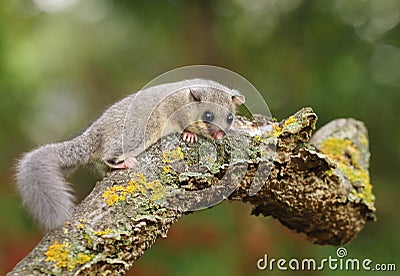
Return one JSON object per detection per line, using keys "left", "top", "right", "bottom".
{"left": 16, "top": 79, "right": 245, "bottom": 230}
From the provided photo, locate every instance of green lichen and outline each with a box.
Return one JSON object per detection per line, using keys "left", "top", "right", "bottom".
{"left": 75, "top": 253, "right": 92, "bottom": 265}
{"left": 83, "top": 233, "right": 92, "bottom": 247}
{"left": 159, "top": 146, "right": 187, "bottom": 177}
{"left": 159, "top": 169, "right": 177, "bottom": 185}
{"left": 162, "top": 146, "right": 184, "bottom": 163}
{"left": 246, "top": 132, "right": 277, "bottom": 164}
{"left": 319, "top": 137, "right": 375, "bottom": 206}
{"left": 145, "top": 179, "right": 168, "bottom": 201}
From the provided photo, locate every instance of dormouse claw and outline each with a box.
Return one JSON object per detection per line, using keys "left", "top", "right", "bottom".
{"left": 182, "top": 131, "right": 198, "bottom": 143}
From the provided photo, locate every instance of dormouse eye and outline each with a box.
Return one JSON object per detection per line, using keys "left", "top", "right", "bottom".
{"left": 202, "top": 111, "right": 214, "bottom": 122}
{"left": 227, "top": 113, "right": 233, "bottom": 124}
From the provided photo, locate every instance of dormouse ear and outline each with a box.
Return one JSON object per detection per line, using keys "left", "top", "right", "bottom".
{"left": 189, "top": 87, "right": 204, "bottom": 102}
{"left": 232, "top": 95, "right": 245, "bottom": 106}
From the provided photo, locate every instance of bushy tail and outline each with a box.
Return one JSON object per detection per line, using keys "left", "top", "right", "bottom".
{"left": 16, "top": 136, "right": 93, "bottom": 230}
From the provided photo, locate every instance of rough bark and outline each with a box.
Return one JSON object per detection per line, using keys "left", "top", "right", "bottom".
{"left": 9, "top": 107, "right": 376, "bottom": 275}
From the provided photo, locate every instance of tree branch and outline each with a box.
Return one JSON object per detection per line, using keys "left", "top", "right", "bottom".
{"left": 9, "top": 107, "right": 376, "bottom": 275}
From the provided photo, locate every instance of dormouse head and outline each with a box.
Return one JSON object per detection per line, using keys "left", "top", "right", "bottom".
{"left": 184, "top": 85, "right": 245, "bottom": 140}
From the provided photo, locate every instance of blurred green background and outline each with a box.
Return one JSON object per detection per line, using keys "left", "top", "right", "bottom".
{"left": 1, "top": 0, "right": 399, "bottom": 275}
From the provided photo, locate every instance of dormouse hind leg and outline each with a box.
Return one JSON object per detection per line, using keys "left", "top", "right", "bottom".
{"left": 182, "top": 131, "right": 198, "bottom": 143}
{"left": 105, "top": 157, "right": 138, "bottom": 169}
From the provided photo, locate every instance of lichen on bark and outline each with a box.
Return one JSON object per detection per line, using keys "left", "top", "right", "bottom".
{"left": 9, "top": 107, "right": 375, "bottom": 275}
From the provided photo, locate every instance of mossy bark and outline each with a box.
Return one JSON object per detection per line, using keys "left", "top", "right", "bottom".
{"left": 9, "top": 107, "right": 375, "bottom": 275}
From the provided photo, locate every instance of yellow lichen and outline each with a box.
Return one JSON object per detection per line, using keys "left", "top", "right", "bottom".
{"left": 272, "top": 124, "right": 282, "bottom": 137}
{"left": 162, "top": 165, "right": 172, "bottom": 173}
{"left": 319, "top": 137, "right": 360, "bottom": 166}
{"left": 125, "top": 180, "right": 138, "bottom": 194}
{"left": 319, "top": 137, "right": 375, "bottom": 205}
{"left": 283, "top": 115, "right": 296, "bottom": 128}
{"left": 44, "top": 241, "right": 93, "bottom": 271}
{"left": 325, "top": 168, "right": 335, "bottom": 177}
{"left": 94, "top": 228, "right": 111, "bottom": 236}
{"left": 76, "top": 223, "right": 84, "bottom": 230}
{"left": 44, "top": 241, "right": 74, "bottom": 271}
{"left": 102, "top": 185, "right": 127, "bottom": 206}
{"left": 75, "top": 253, "right": 92, "bottom": 265}
{"left": 162, "top": 146, "right": 184, "bottom": 164}
{"left": 102, "top": 173, "right": 168, "bottom": 206}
